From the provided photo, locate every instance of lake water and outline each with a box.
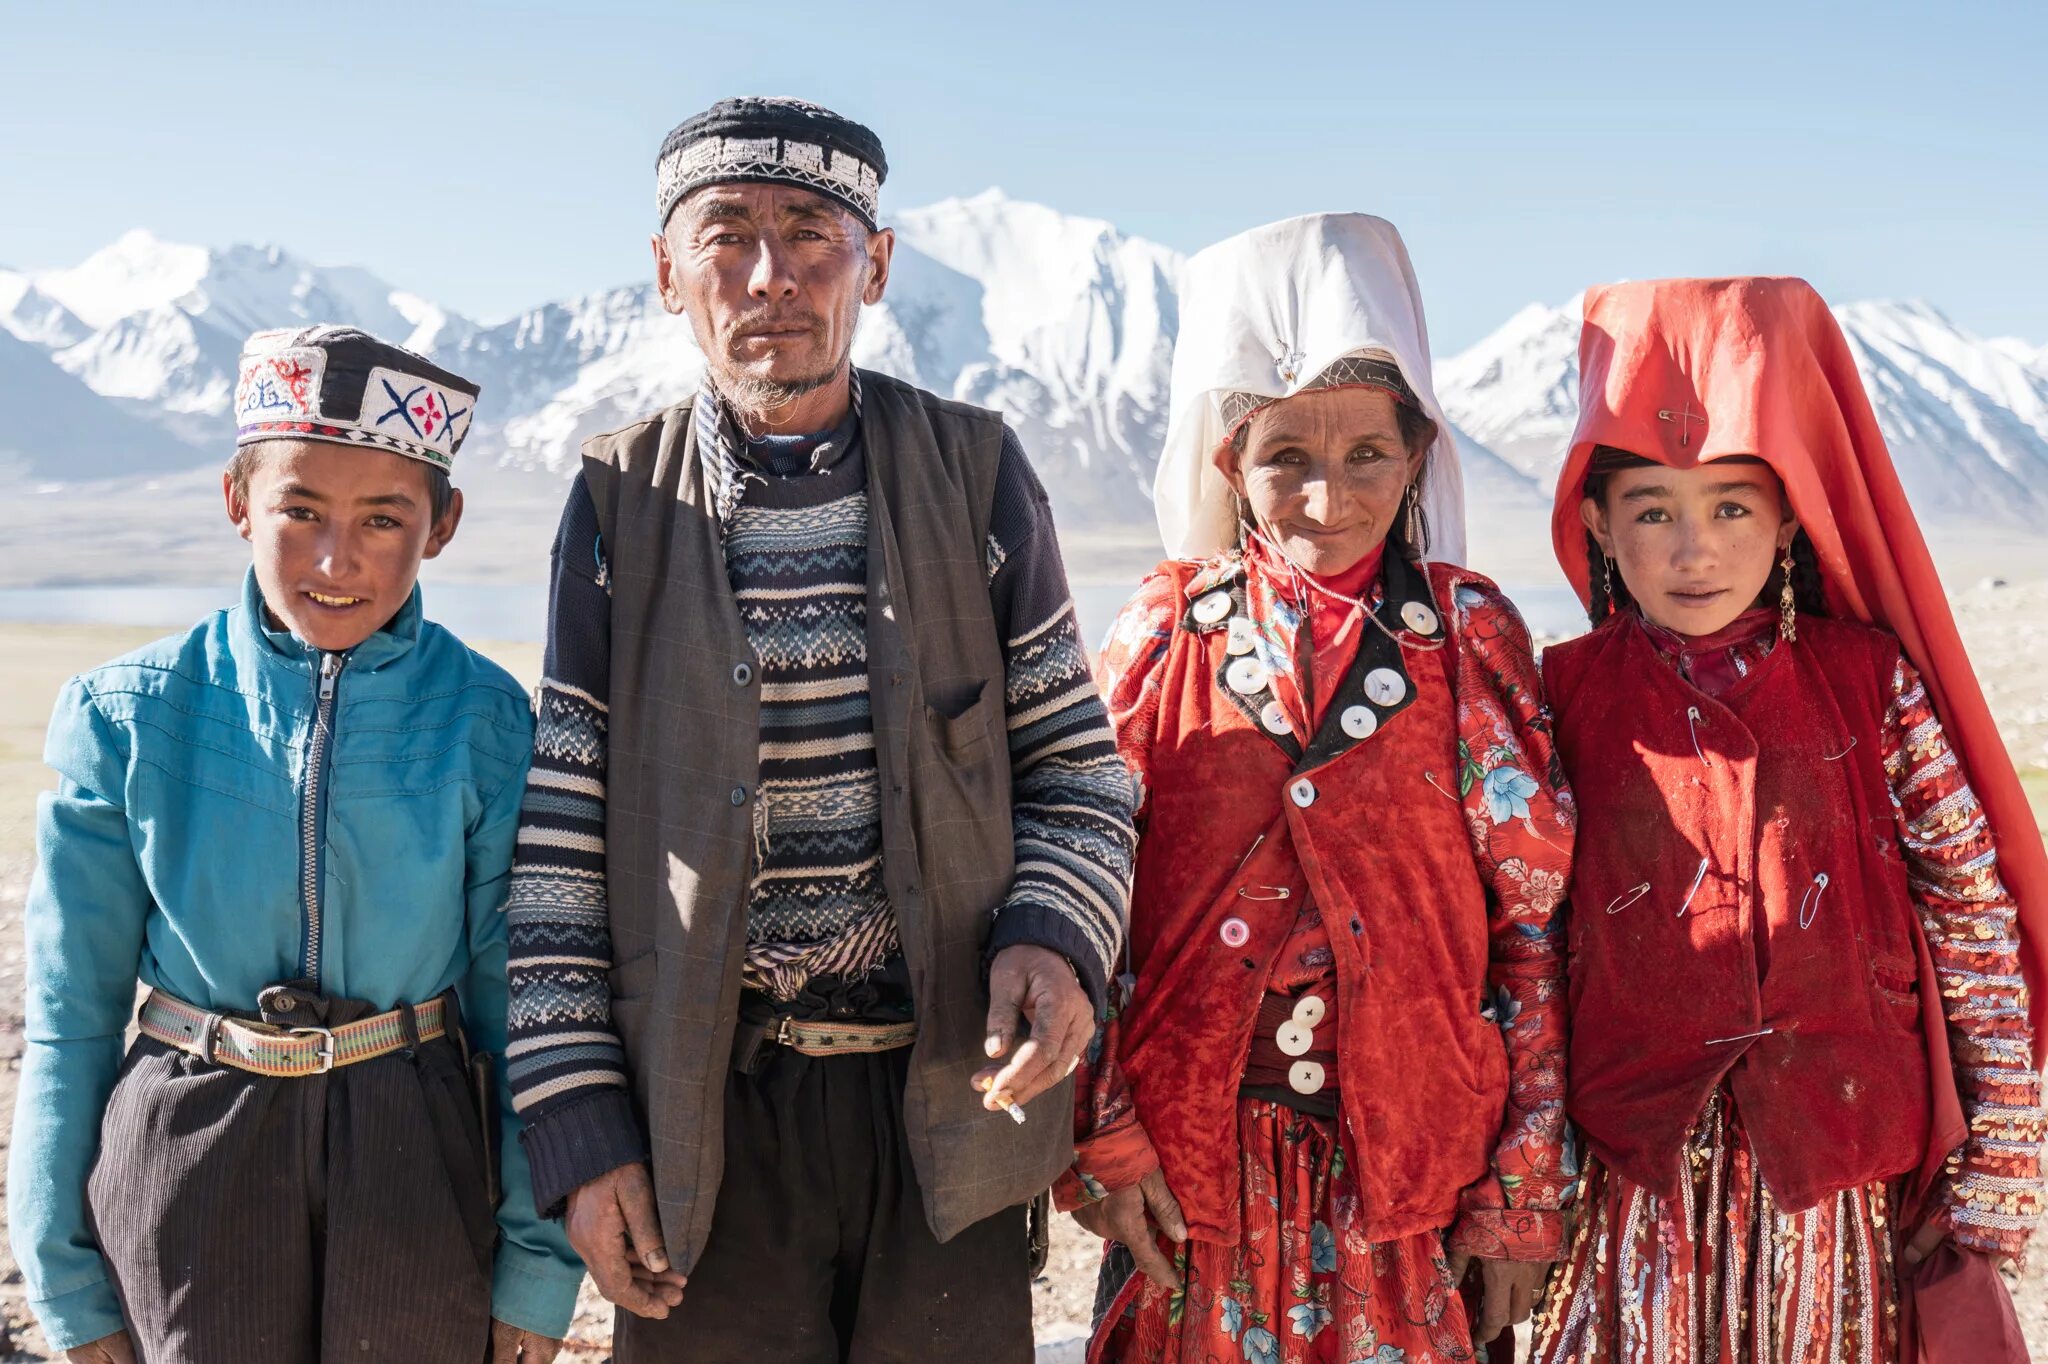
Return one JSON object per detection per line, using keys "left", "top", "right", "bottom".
{"left": 0, "top": 580, "right": 1592, "bottom": 649}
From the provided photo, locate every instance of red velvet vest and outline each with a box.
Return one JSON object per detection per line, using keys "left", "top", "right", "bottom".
{"left": 1120, "top": 554, "right": 1506, "bottom": 1244}
{"left": 1543, "top": 613, "right": 1930, "bottom": 1210}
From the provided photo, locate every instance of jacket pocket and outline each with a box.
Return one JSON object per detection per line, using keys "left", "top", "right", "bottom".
{"left": 925, "top": 677, "right": 997, "bottom": 757}
{"left": 1870, "top": 953, "right": 1919, "bottom": 1028}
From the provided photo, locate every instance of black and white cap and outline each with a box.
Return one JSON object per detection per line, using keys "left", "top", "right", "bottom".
{"left": 656, "top": 96, "right": 887, "bottom": 231}
{"left": 233, "top": 325, "right": 479, "bottom": 472}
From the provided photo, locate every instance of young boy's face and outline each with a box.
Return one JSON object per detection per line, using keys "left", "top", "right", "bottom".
{"left": 224, "top": 439, "right": 462, "bottom": 653}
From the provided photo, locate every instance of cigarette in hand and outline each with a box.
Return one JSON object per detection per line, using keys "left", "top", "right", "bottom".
{"left": 992, "top": 1091, "right": 1027, "bottom": 1124}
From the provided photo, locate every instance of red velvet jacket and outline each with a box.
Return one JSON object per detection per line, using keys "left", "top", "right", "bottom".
{"left": 1544, "top": 611, "right": 1931, "bottom": 1211}
{"left": 1076, "top": 550, "right": 1574, "bottom": 1254}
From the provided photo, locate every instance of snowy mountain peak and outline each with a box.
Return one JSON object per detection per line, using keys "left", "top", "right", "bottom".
{"left": 34, "top": 229, "right": 213, "bottom": 330}
{"left": 1434, "top": 293, "right": 2048, "bottom": 526}
{"left": 8, "top": 210, "right": 2047, "bottom": 541}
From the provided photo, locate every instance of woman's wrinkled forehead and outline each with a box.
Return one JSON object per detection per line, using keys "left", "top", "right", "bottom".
{"left": 1243, "top": 384, "right": 1407, "bottom": 447}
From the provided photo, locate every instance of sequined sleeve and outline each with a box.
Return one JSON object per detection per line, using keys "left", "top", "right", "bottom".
{"left": 1885, "top": 655, "right": 2045, "bottom": 1257}
{"left": 1442, "top": 574, "right": 1576, "bottom": 1262}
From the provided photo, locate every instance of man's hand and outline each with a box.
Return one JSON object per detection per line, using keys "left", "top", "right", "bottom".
{"left": 1072, "top": 1167, "right": 1187, "bottom": 1290}
{"left": 564, "top": 1162, "right": 688, "bottom": 1320}
{"left": 972, "top": 944, "right": 1094, "bottom": 1113}
{"left": 64, "top": 1330, "right": 135, "bottom": 1363}
{"left": 1447, "top": 1251, "right": 1549, "bottom": 1341}
{"left": 490, "top": 1320, "right": 566, "bottom": 1362}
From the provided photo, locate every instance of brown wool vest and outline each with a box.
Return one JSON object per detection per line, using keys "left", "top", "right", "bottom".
{"left": 580, "top": 370, "right": 1073, "bottom": 1271}
{"left": 1544, "top": 613, "right": 1930, "bottom": 1211}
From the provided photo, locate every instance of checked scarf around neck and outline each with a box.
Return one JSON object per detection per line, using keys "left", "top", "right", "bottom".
{"left": 695, "top": 366, "right": 866, "bottom": 528}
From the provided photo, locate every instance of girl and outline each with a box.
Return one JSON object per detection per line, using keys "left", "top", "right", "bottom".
{"left": 1531, "top": 277, "right": 2046, "bottom": 1364}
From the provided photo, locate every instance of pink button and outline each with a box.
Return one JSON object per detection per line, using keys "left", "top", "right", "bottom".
{"left": 1219, "top": 917, "right": 1251, "bottom": 948}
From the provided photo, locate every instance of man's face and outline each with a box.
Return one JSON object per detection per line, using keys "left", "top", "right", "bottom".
{"left": 224, "top": 439, "right": 462, "bottom": 652}
{"left": 653, "top": 184, "right": 893, "bottom": 412}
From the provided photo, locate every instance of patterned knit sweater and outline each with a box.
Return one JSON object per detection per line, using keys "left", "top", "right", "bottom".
{"left": 504, "top": 408, "right": 1139, "bottom": 1212}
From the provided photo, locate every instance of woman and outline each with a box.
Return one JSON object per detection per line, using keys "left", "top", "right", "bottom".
{"left": 1062, "top": 213, "right": 1574, "bottom": 1364}
{"left": 1530, "top": 277, "right": 2046, "bottom": 1364}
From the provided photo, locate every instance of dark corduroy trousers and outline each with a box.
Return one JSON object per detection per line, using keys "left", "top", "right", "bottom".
{"left": 86, "top": 988, "right": 495, "bottom": 1364}
{"left": 613, "top": 1045, "right": 1033, "bottom": 1364}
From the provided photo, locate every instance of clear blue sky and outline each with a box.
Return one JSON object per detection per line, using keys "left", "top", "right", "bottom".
{"left": 3, "top": 0, "right": 2041, "bottom": 353}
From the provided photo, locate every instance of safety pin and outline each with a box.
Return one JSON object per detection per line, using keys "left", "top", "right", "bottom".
{"left": 1823, "top": 736, "right": 1858, "bottom": 762}
{"left": 1605, "top": 882, "right": 1651, "bottom": 915}
{"left": 1798, "top": 872, "right": 1830, "bottom": 929}
{"left": 1686, "top": 707, "right": 1713, "bottom": 766}
{"left": 1233, "top": 833, "right": 1266, "bottom": 875}
{"left": 1423, "top": 770, "right": 1457, "bottom": 802}
{"left": 1238, "top": 885, "right": 1292, "bottom": 901}
{"left": 1678, "top": 857, "right": 1710, "bottom": 917}
{"left": 1704, "top": 1026, "right": 1776, "bottom": 1047}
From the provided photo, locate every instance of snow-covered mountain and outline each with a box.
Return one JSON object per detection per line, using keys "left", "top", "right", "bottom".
{"left": 7, "top": 204, "right": 2046, "bottom": 538}
{"left": 1436, "top": 294, "right": 2048, "bottom": 526}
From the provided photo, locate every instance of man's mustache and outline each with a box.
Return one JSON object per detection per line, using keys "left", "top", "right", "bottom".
{"left": 725, "top": 312, "right": 825, "bottom": 344}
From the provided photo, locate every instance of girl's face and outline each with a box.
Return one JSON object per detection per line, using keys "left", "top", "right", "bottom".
{"left": 1225, "top": 385, "right": 1423, "bottom": 578}
{"left": 1581, "top": 459, "right": 1797, "bottom": 637}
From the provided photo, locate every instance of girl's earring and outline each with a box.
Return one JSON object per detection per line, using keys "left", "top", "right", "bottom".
{"left": 1601, "top": 553, "right": 1616, "bottom": 599}
{"left": 1778, "top": 544, "right": 1799, "bottom": 643}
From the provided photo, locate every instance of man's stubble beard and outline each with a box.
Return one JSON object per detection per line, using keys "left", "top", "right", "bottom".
{"left": 710, "top": 292, "right": 864, "bottom": 423}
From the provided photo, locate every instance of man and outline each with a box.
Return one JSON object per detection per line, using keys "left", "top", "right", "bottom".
{"left": 504, "top": 97, "right": 1137, "bottom": 1361}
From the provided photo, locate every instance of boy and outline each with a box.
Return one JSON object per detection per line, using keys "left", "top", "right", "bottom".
{"left": 7, "top": 326, "right": 582, "bottom": 1363}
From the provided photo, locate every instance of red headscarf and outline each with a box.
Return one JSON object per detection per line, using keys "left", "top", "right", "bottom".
{"left": 1552, "top": 276, "right": 2048, "bottom": 1193}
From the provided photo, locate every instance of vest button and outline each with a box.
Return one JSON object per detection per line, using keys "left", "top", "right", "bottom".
{"left": 730, "top": 784, "right": 748, "bottom": 806}
{"left": 1400, "top": 601, "right": 1440, "bottom": 635}
{"left": 1226, "top": 656, "right": 1269, "bottom": 695}
{"left": 1363, "top": 668, "right": 1406, "bottom": 706}
{"left": 1192, "top": 590, "right": 1232, "bottom": 625}
{"left": 1219, "top": 917, "right": 1250, "bottom": 948}
{"left": 1275, "top": 1020, "right": 1314, "bottom": 1057}
{"left": 1259, "top": 700, "right": 1291, "bottom": 736}
{"left": 732, "top": 662, "right": 753, "bottom": 686}
{"left": 1339, "top": 705, "right": 1377, "bottom": 740}
{"left": 1292, "top": 994, "right": 1326, "bottom": 1028}
{"left": 1289, "top": 778, "right": 1317, "bottom": 808}
{"left": 1287, "top": 1059, "right": 1326, "bottom": 1095}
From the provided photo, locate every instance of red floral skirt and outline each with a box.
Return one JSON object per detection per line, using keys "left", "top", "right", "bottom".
{"left": 1092, "top": 1098, "right": 1484, "bottom": 1364}
{"left": 1532, "top": 1090, "right": 1899, "bottom": 1364}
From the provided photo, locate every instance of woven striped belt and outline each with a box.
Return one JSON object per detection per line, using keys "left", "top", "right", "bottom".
{"left": 769, "top": 1015, "right": 917, "bottom": 1057}
{"left": 138, "top": 988, "right": 448, "bottom": 1078}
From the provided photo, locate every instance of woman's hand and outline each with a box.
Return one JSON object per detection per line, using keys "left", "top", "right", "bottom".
{"left": 1448, "top": 1251, "right": 1549, "bottom": 1341}
{"left": 1902, "top": 1218, "right": 1950, "bottom": 1268}
{"left": 64, "top": 1329, "right": 135, "bottom": 1363}
{"left": 489, "top": 1319, "right": 566, "bottom": 1361}
{"left": 1072, "top": 1166, "right": 1187, "bottom": 1289}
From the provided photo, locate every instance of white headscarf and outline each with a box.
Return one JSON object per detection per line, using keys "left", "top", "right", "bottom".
{"left": 1153, "top": 213, "right": 1467, "bottom": 565}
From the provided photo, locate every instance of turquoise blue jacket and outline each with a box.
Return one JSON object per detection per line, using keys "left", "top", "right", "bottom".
{"left": 6, "top": 570, "right": 584, "bottom": 1351}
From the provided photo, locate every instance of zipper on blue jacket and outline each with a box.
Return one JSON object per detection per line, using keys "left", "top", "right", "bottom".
{"left": 299, "top": 650, "right": 345, "bottom": 985}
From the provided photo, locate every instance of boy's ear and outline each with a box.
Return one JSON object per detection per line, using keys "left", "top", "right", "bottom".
{"left": 223, "top": 468, "right": 255, "bottom": 544}
{"left": 421, "top": 486, "right": 464, "bottom": 561}
{"left": 1578, "top": 495, "right": 1612, "bottom": 556}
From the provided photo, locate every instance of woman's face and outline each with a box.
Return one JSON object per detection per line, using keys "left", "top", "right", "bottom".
{"left": 1226, "top": 385, "right": 1423, "bottom": 577}
{"left": 1582, "top": 459, "right": 1797, "bottom": 637}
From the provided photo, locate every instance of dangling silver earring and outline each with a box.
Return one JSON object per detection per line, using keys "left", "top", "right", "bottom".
{"left": 1601, "top": 553, "right": 1615, "bottom": 598}
{"left": 1778, "top": 544, "right": 1799, "bottom": 643}
{"left": 1403, "top": 483, "right": 1424, "bottom": 550}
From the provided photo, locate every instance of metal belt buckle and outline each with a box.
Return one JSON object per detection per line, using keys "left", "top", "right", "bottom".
{"left": 289, "top": 1025, "right": 338, "bottom": 1074}
{"left": 774, "top": 1016, "right": 795, "bottom": 1048}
